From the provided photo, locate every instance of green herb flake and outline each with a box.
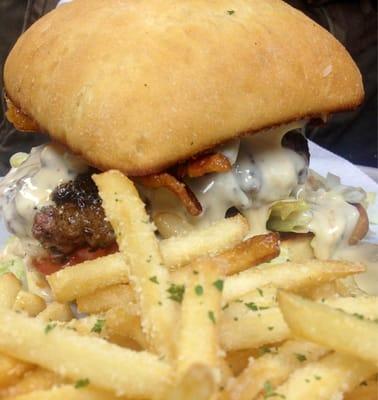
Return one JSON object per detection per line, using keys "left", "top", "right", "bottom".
{"left": 257, "top": 288, "right": 264, "bottom": 296}
{"left": 222, "top": 303, "right": 229, "bottom": 311}
{"left": 263, "top": 380, "right": 286, "bottom": 399}
{"left": 146, "top": 255, "right": 152, "bottom": 263}
{"left": 295, "top": 353, "right": 307, "bottom": 362}
{"left": 91, "top": 319, "right": 106, "bottom": 334}
{"left": 245, "top": 302, "right": 258, "bottom": 311}
{"left": 227, "top": 9, "right": 235, "bottom": 15}
{"left": 149, "top": 276, "right": 159, "bottom": 284}
{"left": 75, "top": 378, "right": 90, "bottom": 389}
{"left": 233, "top": 317, "right": 239, "bottom": 322}
{"left": 167, "top": 284, "right": 185, "bottom": 303}
{"left": 213, "top": 279, "right": 224, "bottom": 292}
{"left": 195, "top": 285, "right": 204, "bottom": 296}
{"left": 208, "top": 310, "right": 216, "bottom": 324}
{"left": 44, "top": 323, "right": 57, "bottom": 334}
{"left": 353, "top": 313, "right": 364, "bottom": 320}
{"left": 193, "top": 270, "right": 199, "bottom": 275}
{"left": 268, "top": 326, "right": 274, "bottom": 331}
{"left": 259, "top": 346, "right": 271, "bottom": 356}
{"left": 314, "top": 375, "right": 322, "bottom": 380}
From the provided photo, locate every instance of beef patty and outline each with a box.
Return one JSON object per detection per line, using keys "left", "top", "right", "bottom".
{"left": 32, "top": 173, "right": 115, "bottom": 256}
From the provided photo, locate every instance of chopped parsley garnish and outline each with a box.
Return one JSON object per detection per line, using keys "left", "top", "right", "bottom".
{"left": 195, "top": 285, "right": 204, "bottom": 296}
{"left": 314, "top": 375, "right": 322, "bottom": 380}
{"left": 227, "top": 10, "right": 235, "bottom": 15}
{"left": 295, "top": 353, "right": 307, "bottom": 362}
{"left": 263, "top": 381, "right": 286, "bottom": 399}
{"left": 268, "top": 326, "right": 274, "bottom": 331}
{"left": 213, "top": 279, "right": 224, "bottom": 292}
{"left": 146, "top": 255, "right": 152, "bottom": 263}
{"left": 75, "top": 378, "right": 90, "bottom": 389}
{"left": 208, "top": 310, "right": 216, "bottom": 324}
{"left": 222, "top": 303, "right": 229, "bottom": 311}
{"left": 245, "top": 302, "right": 269, "bottom": 312}
{"left": 245, "top": 302, "right": 259, "bottom": 311}
{"left": 91, "top": 319, "right": 106, "bottom": 334}
{"left": 193, "top": 270, "right": 199, "bottom": 275}
{"left": 167, "top": 284, "right": 185, "bottom": 303}
{"left": 233, "top": 317, "right": 239, "bottom": 321}
{"left": 259, "top": 346, "right": 271, "bottom": 355}
{"left": 353, "top": 313, "right": 364, "bottom": 320}
{"left": 149, "top": 276, "right": 159, "bottom": 284}
{"left": 257, "top": 288, "right": 264, "bottom": 296}
{"left": 44, "top": 323, "right": 57, "bottom": 334}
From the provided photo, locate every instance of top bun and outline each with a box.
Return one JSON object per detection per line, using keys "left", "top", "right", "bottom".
{"left": 4, "top": 0, "right": 363, "bottom": 175}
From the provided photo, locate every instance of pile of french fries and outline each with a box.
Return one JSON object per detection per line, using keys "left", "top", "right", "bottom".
{"left": 0, "top": 170, "right": 376, "bottom": 399}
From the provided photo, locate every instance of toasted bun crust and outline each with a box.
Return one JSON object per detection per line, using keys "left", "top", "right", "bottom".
{"left": 4, "top": 0, "right": 363, "bottom": 175}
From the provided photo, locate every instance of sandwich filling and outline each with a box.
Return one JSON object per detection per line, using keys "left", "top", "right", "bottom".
{"left": 0, "top": 122, "right": 370, "bottom": 275}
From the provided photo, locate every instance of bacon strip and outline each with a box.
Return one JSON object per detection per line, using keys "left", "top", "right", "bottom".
{"left": 137, "top": 173, "right": 202, "bottom": 216}
{"left": 349, "top": 203, "right": 369, "bottom": 245}
{"left": 5, "top": 96, "right": 39, "bottom": 132}
{"left": 177, "top": 153, "right": 231, "bottom": 178}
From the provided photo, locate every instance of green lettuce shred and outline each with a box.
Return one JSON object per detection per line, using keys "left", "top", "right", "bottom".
{"left": 0, "top": 256, "right": 26, "bottom": 282}
{"left": 267, "top": 200, "right": 312, "bottom": 233}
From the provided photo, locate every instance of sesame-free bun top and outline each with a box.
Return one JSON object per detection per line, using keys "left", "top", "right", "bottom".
{"left": 4, "top": 0, "right": 363, "bottom": 176}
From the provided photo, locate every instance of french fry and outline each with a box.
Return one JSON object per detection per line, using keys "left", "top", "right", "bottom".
{"left": 278, "top": 291, "right": 378, "bottom": 367}
{"left": 76, "top": 284, "right": 137, "bottom": 315}
{"left": 225, "top": 349, "right": 260, "bottom": 376}
{"left": 221, "top": 307, "right": 289, "bottom": 351}
{"left": 221, "top": 295, "right": 378, "bottom": 351}
{"left": 280, "top": 233, "right": 314, "bottom": 262}
{"left": 209, "top": 233, "right": 280, "bottom": 276}
{"left": 2, "top": 385, "right": 127, "bottom": 400}
{"left": 344, "top": 376, "right": 378, "bottom": 400}
{"left": 165, "top": 364, "right": 216, "bottom": 400}
{"left": 224, "top": 340, "right": 328, "bottom": 400}
{"left": 104, "top": 306, "right": 147, "bottom": 348}
{"left": 13, "top": 290, "right": 46, "bottom": 317}
{"left": 47, "top": 253, "right": 129, "bottom": 303}
{"left": 0, "top": 368, "right": 64, "bottom": 398}
{"left": 37, "top": 302, "right": 73, "bottom": 322}
{"left": 223, "top": 260, "right": 364, "bottom": 301}
{"left": 176, "top": 259, "right": 221, "bottom": 377}
{"left": 161, "top": 214, "right": 248, "bottom": 269}
{"left": 0, "top": 275, "right": 36, "bottom": 387}
{"left": 298, "top": 282, "right": 338, "bottom": 301}
{"left": 257, "top": 352, "right": 377, "bottom": 400}
{"left": 94, "top": 171, "right": 177, "bottom": 359}
{"left": 0, "top": 309, "right": 172, "bottom": 399}
{"left": 0, "top": 273, "right": 21, "bottom": 308}
{"left": 0, "top": 354, "right": 34, "bottom": 389}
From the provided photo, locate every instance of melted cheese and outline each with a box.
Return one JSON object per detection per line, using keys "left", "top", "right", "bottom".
{"left": 188, "top": 121, "right": 307, "bottom": 223}
{"left": 0, "top": 144, "right": 88, "bottom": 239}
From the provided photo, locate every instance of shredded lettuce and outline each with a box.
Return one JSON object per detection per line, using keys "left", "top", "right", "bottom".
{"left": 267, "top": 200, "right": 312, "bottom": 232}
{"left": 0, "top": 256, "right": 25, "bottom": 281}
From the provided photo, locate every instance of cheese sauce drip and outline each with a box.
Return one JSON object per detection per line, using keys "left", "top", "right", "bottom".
{"left": 145, "top": 121, "right": 308, "bottom": 236}
{"left": 298, "top": 171, "right": 368, "bottom": 260}
{"left": 0, "top": 144, "right": 88, "bottom": 239}
{"left": 188, "top": 121, "right": 307, "bottom": 223}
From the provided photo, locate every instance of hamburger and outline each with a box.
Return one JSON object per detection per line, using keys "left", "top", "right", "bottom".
{"left": 0, "top": 0, "right": 374, "bottom": 292}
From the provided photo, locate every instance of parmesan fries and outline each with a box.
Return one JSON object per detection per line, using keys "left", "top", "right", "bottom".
{"left": 0, "top": 170, "right": 376, "bottom": 400}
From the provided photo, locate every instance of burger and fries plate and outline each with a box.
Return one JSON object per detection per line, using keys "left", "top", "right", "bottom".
{"left": 0, "top": 163, "right": 376, "bottom": 400}
{"left": 0, "top": 0, "right": 378, "bottom": 399}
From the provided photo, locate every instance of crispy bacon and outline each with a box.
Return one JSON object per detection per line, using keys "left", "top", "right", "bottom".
{"left": 349, "top": 203, "right": 369, "bottom": 245}
{"left": 177, "top": 153, "right": 231, "bottom": 178}
{"left": 5, "top": 96, "right": 39, "bottom": 132}
{"left": 137, "top": 173, "right": 202, "bottom": 216}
